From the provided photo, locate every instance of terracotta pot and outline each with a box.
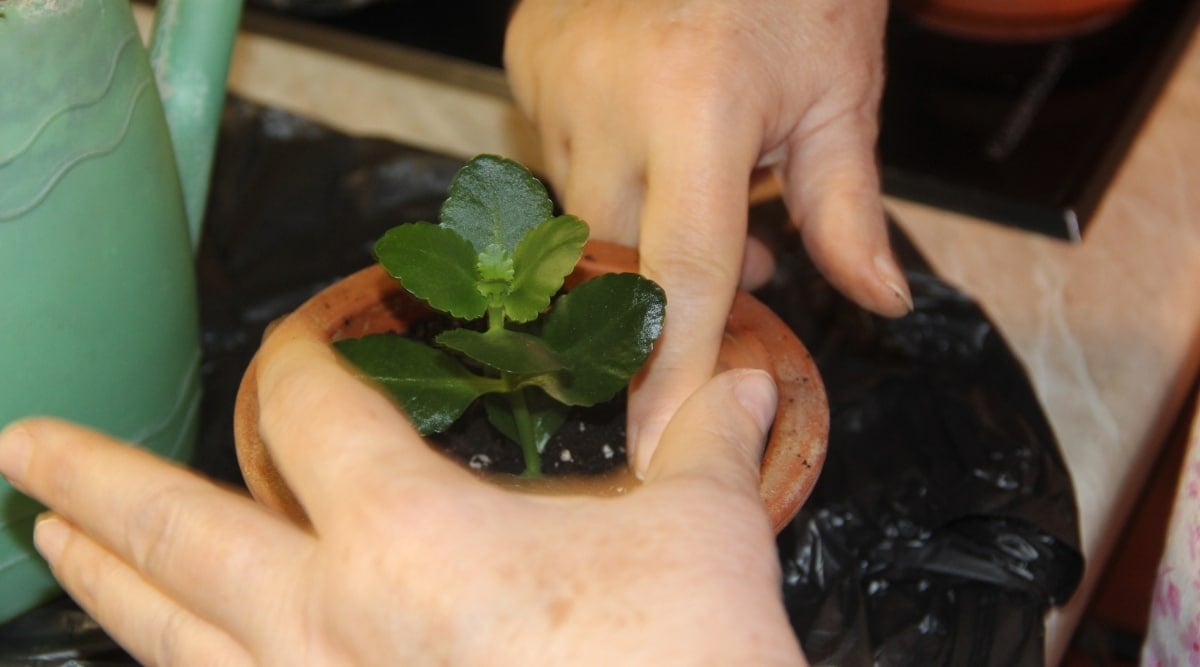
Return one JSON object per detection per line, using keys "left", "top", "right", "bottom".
{"left": 234, "top": 240, "right": 829, "bottom": 533}
{"left": 894, "top": 0, "right": 1139, "bottom": 41}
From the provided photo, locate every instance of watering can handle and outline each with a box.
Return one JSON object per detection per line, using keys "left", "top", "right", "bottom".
{"left": 149, "top": 0, "right": 243, "bottom": 251}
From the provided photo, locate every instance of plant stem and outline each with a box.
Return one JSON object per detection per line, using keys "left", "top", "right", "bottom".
{"left": 510, "top": 387, "right": 542, "bottom": 478}
{"left": 485, "top": 305, "right": 541, "bottom": 476}
{"left": 487, "top": 305, "right": 506, "bottom": 333}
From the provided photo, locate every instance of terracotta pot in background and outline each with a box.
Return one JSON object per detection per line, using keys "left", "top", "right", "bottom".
{"left": 233, "top": 240, "right": 829, "bottom": 534}
{"left": 895, "top": 0, "right": 1140, "bottom": 41}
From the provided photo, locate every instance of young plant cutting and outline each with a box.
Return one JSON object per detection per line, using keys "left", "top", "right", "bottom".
{"left": 234, "top": 152, "right": 826, "bottom": 531}
{"left": 333, "top": 155, "right": 666, "bottom": 478}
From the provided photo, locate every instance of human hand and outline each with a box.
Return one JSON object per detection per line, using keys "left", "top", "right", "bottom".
{"left": 0, "top": 336, "right": 807, "bottom": 666}
{"left": 505, "top": 0, "right": 911, "bottom": 472}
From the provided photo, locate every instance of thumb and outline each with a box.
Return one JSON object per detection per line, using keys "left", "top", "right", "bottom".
{"left": 643, "top": 369, "right": 777, "bottom": 494}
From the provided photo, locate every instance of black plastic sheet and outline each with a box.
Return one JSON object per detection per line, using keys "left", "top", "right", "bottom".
{"left": 752, "top": 208, "right": 1082, "bottom": 665}
{"left": 0, "top": 97, "right": 1082, "bottom": 665}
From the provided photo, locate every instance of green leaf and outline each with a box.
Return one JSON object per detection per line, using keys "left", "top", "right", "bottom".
{"left": 484, "top": 392, "right": 570, "bottom": 454}
{"left": 439, "top": 155, "right": 554, "bottom": 255}
{"left": 436, "top": 328, "right": 566, "bottom": 375}
{"left": 504, "top": 215, "right": 589, "bottom": 323}
{"left": 334, "top": 334, "right": 501, "bottom": 434}
{"left": 476, "top": 243, "right": 515, "bottom": 305}
{"left": 374, "top": 223, "right": 488, "bottom": 319}
{"left": 536, "top": 273, "right": 666, "bottom": 406}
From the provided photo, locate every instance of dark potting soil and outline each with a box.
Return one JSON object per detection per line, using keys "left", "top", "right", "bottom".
{"left": 397, "top": 312, "right": 630, "bottom": 478}
{"left": 431, "top": 392, "right": 628, "bottom": 477}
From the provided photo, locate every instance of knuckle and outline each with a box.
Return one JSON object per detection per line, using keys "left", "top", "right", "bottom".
{"left": 647, "top": 15, "right": 756, "bottom": 95}
{"left": 643, "top": 243, "right": 740, "bottom": 299}
{"left": 152, "top": 605, "right": 193, "bottom": 667}
{"left": 124, "top": 483, "right": 193, "bottom": 577}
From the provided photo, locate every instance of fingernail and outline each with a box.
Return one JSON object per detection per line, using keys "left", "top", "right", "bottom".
{"left": 734, "top": 370, "right": 777, "bottom": 434}
{"left": 630, "top": 419, "right": 668, "bottom": 480}
{"left": 0, "top": 425, "right": 34, "bottom": 488}
{"left": 874, "top": 253, "right": 914, "bottom": 313}
{"left": 34, "top": 513, "right": 68, "bottom": 563}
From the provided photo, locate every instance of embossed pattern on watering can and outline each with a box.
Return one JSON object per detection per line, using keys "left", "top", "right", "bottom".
{"left": 0, "top": 30, "right": 151, "bottom": 220}
{"left": 0, "top": 0, "right": 208, "bottom": 625}
{"left": 0, "top": 0, "right": 202, "bottom": 449}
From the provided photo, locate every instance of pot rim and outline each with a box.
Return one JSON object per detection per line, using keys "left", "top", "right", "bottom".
{"left": 233, "top": 240, "right": 829, "bottom": 533}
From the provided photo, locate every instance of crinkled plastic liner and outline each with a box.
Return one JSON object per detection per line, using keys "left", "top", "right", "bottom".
{"left": 753, "top": 204, "right": 1082, "bottom": 665}
{"left": 0, "top": 98, "right": 1081, "bottom": 665}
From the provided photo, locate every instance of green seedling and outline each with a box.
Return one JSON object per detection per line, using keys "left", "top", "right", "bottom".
{"left": 335, "top": 155, "right": 666, "bottom": 477}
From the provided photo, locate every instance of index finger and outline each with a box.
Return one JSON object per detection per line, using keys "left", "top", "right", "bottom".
{"left": 628, "top": 127, "right": 761, "bottom": 473}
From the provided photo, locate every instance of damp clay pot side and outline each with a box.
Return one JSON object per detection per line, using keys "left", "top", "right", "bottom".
{"left": 895, "top": 0, "right": 1139, "bottom": 41}
{"left": 233, "top": 240, "right": 829, "bottom": 533}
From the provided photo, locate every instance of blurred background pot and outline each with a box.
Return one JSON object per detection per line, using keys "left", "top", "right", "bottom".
{"left": 894, "top": 0, "right": 1141, "bottom": 41}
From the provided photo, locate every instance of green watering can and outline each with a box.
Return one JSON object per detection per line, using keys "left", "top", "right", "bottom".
{"left": 0, "top": 0, "right": 242, "bottom": 623}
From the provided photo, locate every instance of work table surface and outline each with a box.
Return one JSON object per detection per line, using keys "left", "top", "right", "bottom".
{"left": 144, "top": 7, "right": 1200, "bottom": 663}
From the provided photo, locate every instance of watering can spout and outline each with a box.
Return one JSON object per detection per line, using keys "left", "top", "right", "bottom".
{"left": 149, "top": 0, "right": 243, "bottom": 249}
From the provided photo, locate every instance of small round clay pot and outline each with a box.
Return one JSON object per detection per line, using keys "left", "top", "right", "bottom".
{"left": 894, "top": 0, "right": 1139, "bottom": 41}
{"left": 233, "top": 240, "right": 828, "bottom": 533}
